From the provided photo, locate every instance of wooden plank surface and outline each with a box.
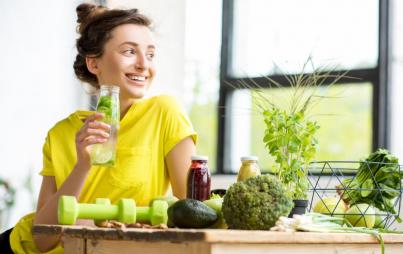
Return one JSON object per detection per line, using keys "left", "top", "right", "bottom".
{"left": 33, "top": 224, "right": 403, "bottom": 244}
{"left": 210, "top": 243, "right": 403, "bottom": 254}
{"left": 63, "top": 237, "right": 85, "bottom": 254}
{"left": 86, "top": 240, "right": 211, "bottom": 254}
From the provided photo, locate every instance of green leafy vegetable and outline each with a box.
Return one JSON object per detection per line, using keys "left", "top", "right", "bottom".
{"left": 272, "top": 213, "right": 403, "bottom": 254}
{"left": 336, "top": 149, "right": 402, "bottom": 218}
{"left": 96, "top": 95, "right": 119, "bottom": 124}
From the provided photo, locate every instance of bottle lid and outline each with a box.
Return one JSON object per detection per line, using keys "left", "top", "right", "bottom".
{"left": 100, "top": 85, "right": 120, "bottom": 92}
{"left": 191, "top": 155, "right": 208, "bottom": 161}
{"left": 241, "top": 156, "right": 258, "bottom": 161}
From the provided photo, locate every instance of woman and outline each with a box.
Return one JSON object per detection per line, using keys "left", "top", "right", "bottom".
{"left": 5, "top": 3, "right": 197, "bottom": 253}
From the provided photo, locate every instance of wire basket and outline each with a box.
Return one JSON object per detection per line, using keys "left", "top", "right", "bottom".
{"left": 307, "top": 161, "right": 403, "bottom": 229}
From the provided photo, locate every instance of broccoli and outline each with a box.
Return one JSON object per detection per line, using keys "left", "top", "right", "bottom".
{"left": 222, "top": 174, "right": 293, "bottom": 230}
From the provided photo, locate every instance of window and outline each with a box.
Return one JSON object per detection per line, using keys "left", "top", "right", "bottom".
{"left": 185, "top": 0, "right": 222, "bottom": 173}
{"left": 218, "top": 0, "right": 389, "bottom": 173}
{"left": 231, "top": 0, "right": 378, "bottom": 77}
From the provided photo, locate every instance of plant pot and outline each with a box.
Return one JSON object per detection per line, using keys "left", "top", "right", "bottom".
{"left": 210, "top": 189, "right": 226, "bottom": 197}
{"left": 288, "top": 199, "right": 308, "bottom": 218}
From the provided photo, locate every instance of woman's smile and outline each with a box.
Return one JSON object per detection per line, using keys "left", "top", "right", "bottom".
{"left": 125, "top": 73, "right": 148, "bottom": 87}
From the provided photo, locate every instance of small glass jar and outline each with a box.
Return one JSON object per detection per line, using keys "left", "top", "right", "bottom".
{"left": 187, "top": 155, "right": 211, "bottom": 201}
{"left": 237, "top": 156, "right": 261, "bottom": 182}
{"left": 90, "top": 85, "right": 120, "bottom": 166}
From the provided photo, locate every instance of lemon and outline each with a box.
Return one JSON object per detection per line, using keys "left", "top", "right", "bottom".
{"left": 345, "top": 204, "right": 375, "bottom": 228}
{"left": 313, "top": 196, "right": 347, "bottom": 215}
{"left": 91, "top": 145, "right": 113, "bottom": 165}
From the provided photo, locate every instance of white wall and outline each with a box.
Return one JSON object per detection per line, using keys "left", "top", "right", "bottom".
{"left": 0, "top": 0, "right": 89, "bottom": 230}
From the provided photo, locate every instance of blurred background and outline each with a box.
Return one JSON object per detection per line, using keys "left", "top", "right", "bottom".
{"left": 0, "top": 0, "right": 402, "bottom": 231}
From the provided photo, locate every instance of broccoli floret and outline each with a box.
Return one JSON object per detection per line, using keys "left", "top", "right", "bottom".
{"left": 222, "top": 174, "right": 293, "bottom": 230}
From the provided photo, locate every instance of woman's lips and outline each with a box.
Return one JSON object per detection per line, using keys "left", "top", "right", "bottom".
{"left": 125, "top": 74, "right": 147, "bottom": 86}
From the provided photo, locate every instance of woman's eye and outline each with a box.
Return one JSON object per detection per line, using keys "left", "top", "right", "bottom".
{"left": 147, "top": 52, "right": 155, "bottom": 60}
{"left": 123, "top": 49, "right": 135, "bottom": 55}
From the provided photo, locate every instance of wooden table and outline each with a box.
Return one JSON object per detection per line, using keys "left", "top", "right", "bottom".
{"left": 33, "top": 225, "right": 403, "bottom": 254}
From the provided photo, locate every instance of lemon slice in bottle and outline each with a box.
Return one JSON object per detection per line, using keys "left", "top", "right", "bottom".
{"left": 91, "top": 145, "right": 113, "bottom": 165}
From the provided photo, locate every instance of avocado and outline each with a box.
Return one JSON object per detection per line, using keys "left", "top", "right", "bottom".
{"left": 168, "top": 199, "right": 218, "bottom": 228}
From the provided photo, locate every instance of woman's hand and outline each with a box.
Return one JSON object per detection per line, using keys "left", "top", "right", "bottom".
{"left": 75, "top": 112, "right": 111, "bottom": 168}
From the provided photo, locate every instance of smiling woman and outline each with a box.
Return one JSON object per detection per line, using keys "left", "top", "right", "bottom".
{"left": 3, "top": 3, "right": 197, "bottom": 254}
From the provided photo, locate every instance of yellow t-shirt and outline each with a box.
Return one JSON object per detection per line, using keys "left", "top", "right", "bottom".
{"left": 10, "top": 95, "right": 197, "bottom": 254}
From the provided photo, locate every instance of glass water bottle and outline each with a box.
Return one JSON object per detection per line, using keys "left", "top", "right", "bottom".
{"left": 90, "top": 85, "right": 120, "bottom": 166}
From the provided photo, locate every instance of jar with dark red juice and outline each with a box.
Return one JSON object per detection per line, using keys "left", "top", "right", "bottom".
{"left": 187, "top": 155, "right": 211, "bottom": 201}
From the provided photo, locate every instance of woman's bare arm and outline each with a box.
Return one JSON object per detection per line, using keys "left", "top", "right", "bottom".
{"left": 33, "top": 163, "right": 92, "bottom": 252}
{"left": 33, "top": 113, "right": 109, "bottom": 252}
{"left": 165, "top": 137, "right": 196, "bottom": 199}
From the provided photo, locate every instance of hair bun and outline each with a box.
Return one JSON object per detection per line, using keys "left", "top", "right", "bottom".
{"left": 76, "top": 3, "right": 107, "bottom": 33}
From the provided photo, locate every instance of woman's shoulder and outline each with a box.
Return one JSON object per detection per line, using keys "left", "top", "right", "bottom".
{"left": 146, "top": 94, "right": 183, "bottom": 112}
{"left": 48, "top": 110, "right": 92, "bottom": 136}
{"left": 148, "top": 94, "right": 178, "bottom": 104}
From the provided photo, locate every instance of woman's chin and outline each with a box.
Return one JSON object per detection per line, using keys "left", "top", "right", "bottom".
{"left": 126, "top": 87, "right": 146, "bottom": 99}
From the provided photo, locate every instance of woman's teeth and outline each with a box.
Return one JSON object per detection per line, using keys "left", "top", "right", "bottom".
{"left": 127, "top": 74, "right": 146, "bottom": 81}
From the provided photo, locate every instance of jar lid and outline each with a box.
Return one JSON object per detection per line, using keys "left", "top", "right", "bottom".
{"left": 191, "top": 155, "right": 208, "bottom": 161}
{"left": 241, "top": 156, "right": 258, "bottom": 161}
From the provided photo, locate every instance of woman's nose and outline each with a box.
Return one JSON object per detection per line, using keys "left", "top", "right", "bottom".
{"left": 135, "top": 53, "right": 150, "bottom": 71}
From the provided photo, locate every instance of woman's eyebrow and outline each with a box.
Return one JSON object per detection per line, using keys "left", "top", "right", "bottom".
{"left": 119, "top": 41, "right": 155, "bottom": 49}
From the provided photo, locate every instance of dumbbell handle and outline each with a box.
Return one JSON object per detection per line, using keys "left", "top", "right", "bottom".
{"left": 58, "top": 196, "right": 136, "bottom": 225}
{"left": 78, "top": 203, "right": 119, "bottom": 221}
{"left": 136, "top": 207, "right": 150, "bottom": 222}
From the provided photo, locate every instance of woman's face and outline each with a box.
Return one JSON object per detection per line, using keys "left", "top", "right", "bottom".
{"left": 91, "top": 24, "right": 156, "bottom": 101}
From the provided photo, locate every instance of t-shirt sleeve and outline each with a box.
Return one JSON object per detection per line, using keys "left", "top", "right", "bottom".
{"left": 162, "top": 96, "right": 198, "bottom": 156}
{"left": 39, "top": 133, "right": 55, "bottom": 176}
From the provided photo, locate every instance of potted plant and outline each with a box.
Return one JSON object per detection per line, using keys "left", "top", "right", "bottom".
{"left": 247, "top": 60, "right": 346, "bottom": 216}
{"left": 261, "top": 99, "right": 318, "bottom": 216}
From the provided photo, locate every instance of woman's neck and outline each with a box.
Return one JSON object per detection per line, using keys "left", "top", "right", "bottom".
{"left": 120, "top": 99, "right": 132, "bottom": 120}
{"left": 119, "top": 96, "right": 142, "bottom": 120}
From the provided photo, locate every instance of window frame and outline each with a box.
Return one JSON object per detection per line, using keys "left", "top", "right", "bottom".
{"left": 216, "top": 0, "right": 391, "bottom": 174}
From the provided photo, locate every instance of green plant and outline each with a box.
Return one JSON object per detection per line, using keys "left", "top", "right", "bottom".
{"left": 242, "top": 59, "right": 348, "bottom": 200}
{"left": 262, "top": 106, "right": 319, "bottom": 199}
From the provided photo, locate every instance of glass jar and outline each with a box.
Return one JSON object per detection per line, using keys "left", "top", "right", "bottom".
{"left": 237, "top": 156, "right": 261, "bottom": 182}
{"left": 187, "top": 155, "right": 211, "bottom": 201}
{"left": 90, "top": 85, "right": 120, "bottom": 166}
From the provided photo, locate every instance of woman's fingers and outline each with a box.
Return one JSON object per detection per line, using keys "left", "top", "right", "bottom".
{"left": 88, "top": 121, "right": 111, "bottom": 131}
{"left": 74, "top": 113, "right": 110, "bottom": 167}
{"left": 76, "top": 114, "right": 111, "bottom": 143}
{"left": 80, "top": 136, "right": 108, "bottom": 147}
{"left": 79, "top": 128, "right": 109, "bottom": 141}
{"left": 76, "top": 129, "right": 109, "bottom": 143}
{"left": 84, "top": 112, "right": 105, "bottom": 123}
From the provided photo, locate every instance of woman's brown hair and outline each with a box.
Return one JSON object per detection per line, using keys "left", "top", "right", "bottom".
{"left": 73, "top": 3, "right": 152, "bottom": 89}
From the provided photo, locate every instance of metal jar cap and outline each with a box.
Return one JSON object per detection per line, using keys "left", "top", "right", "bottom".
{"left": 191, "top": 155, "right": 208, "bottom": 161}
{"left": 241, "top": 156, "right": 258, "bottom": 161}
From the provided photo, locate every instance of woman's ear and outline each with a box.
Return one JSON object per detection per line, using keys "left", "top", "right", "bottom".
{"left": 86, "top": 57, "right": 100, "bottom": 75}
